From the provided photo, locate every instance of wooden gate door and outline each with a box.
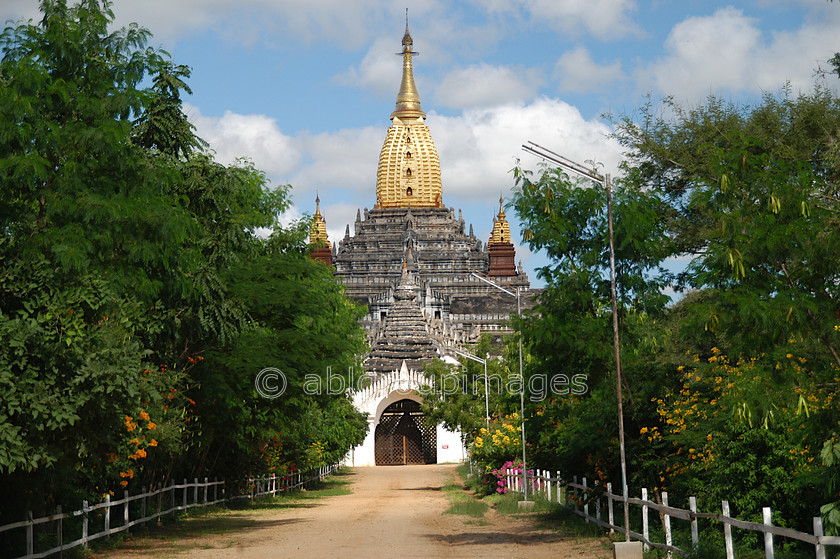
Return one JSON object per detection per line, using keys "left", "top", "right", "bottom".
{"left": 374, "top": 399, "right": 437, "bottom": 465}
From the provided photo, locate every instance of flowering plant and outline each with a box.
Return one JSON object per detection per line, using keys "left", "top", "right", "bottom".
{"left": 469, "top": 414, "right": 523, "bottom": 494}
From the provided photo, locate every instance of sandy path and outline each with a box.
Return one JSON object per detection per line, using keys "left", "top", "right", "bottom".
{"left": 102, "top": 464, "right": 610, "bottom": 558}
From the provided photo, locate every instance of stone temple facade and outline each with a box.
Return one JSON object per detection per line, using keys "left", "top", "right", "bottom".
{"left": 311, "top": 23, "right": 533, "bottom": 466}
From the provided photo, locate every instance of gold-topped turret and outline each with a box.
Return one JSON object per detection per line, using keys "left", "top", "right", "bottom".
{"left": 309, "top": 194, "right": 330, "bottom": 248}
{"left": 376, "top": 17, "right": 442, "bottom": 208}
{"left": 309, "top": 194, "right": 333, "bottom": 266}
{"left": 489, "top": 196, "right": 511, "bottom": 244}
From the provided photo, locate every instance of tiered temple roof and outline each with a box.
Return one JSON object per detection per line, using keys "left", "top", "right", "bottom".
{"left": 365, "top": 262, "right": 439, "bottom": 373}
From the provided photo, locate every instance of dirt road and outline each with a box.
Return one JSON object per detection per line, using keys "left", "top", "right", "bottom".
{"left": 103, "top": 464, "right": 610, "bottom": 558}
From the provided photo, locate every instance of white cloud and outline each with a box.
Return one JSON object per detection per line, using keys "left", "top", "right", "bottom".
{"left": 193, "top": 97, "right": 612, "bottom": 281}
{"left": 288, "top": 126, "right": 385, "bottom": 204}
{"left": 0, "top": 0, "right": 40, "bottom": 25}
{"left": 434, "top": 63, "right": 543, "bottom": 109}
{"left": 186, "top": 103, "right": 301, "bottom": 179}
{"left": 188, "top": 103, "right": 386, "bottom": 207}
{"left": 468, "top": 0, "right": 642, "bottom": 40}
{"left": 637, "top": 6, "right": 840, "bottom": 101}
{"left": 320, "top": 202, "right": 362, "bottom": 245}
{"left": 555, "top": 46, "right": 624, "bottom": 93}
{"left": 334, "top": 36, "right": 403, "bottom": 98}
{"left": 430, "top": 97, "right": 622, "bottom": 200}
{"left": 525, "top": 0, "right": 641, "bottom": 40}
{"left": 0, "top": 0, "right": 402, "bottom": 48}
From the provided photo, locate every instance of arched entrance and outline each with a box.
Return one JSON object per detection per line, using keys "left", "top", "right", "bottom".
{"left": 374, "top": 399, "right": 436, "bottom": 465}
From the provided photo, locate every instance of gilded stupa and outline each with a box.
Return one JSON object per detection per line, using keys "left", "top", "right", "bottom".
{"left": 310, "top": 22, "right": 531, "bottom": 371}
{"left": 375, "top": 23, "right": 442, "bottom": 209}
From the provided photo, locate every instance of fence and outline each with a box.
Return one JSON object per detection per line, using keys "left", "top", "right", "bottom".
{"left": 0, "top": 463, "right": 342, "bottom": 559}
{"left": 503, "top": 466, "right": 840, "bottom": 558}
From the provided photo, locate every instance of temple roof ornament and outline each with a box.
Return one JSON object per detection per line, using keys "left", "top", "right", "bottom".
{"left": 309, "top": 194, "right": 330, "bottom": 249}
{"left": 392, "top": 12, "right": 424, "bottom": 121}
{"left": 375, "top": 19, "right": 442, "bottom": 209}
{"left": 489, "top": 196, "right": 512, "bottom": 245}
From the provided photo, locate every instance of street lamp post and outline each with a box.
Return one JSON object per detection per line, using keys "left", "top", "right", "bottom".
{"left": 447, "top": 347, "right": 489, "bottom": 430}
{"left": 470, "top": 271, "right": 530, "bottom": 504}
{"left": 522, "top": 141, "right": 631, "bottom": 541}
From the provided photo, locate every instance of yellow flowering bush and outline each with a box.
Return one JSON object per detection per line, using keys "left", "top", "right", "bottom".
{"left": 470, "top": 414, "right": 522, "bottom": 495}
{"left": 638, "top": 348, "right": 836, "bottom": 534}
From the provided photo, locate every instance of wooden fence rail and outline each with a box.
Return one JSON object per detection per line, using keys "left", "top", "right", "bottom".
{"left": 503, "top": 466, "right": 840, "bottom": 558}
{"left": 0, "top": 463, "right": 342, "bottom": 559}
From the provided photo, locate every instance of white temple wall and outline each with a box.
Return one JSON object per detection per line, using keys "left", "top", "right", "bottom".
{"left": 346, "top": 363, "right": 466, "bottom": 467}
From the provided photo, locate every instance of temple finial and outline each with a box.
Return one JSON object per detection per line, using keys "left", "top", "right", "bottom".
{"left": 392, "top": 10, "right": 424, "bottom": 120}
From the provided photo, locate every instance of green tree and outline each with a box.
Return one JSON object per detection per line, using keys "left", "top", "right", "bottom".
{"left": 192, "top": 230, "right": 369, "bottom": 479}
{"left": 0, "top": 0, "right": 190, "bottom": 520}
{"left": 420, "top": 335, "right": 514, "bottom": 444}
{"left": 0, "top": 0, "right": 330, "bottom": 532}
{"left": 510, "top": 163, "right": 674, "bottom": 482}
{"left": 614, "top": 89, "right": 840, "bottom": 533}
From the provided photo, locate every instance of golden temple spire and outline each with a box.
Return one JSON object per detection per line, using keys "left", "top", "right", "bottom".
{"left": 490, "top": 196, "right": 511, "bottom": 245}
{"left": 375, "top": 17, "right": 442, "bottom": 208}
{"left": 309, "top": 193, "right": 330, "bottom": 249}
{"left": 391, "top": 9, "right": 425, "bottom": 121}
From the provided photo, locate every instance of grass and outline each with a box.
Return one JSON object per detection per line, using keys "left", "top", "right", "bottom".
{"left": 455, "top": 461, "right": 610, "bottom": 549}
{"left": 442, "top": 478, "right": 490, "bottom": 518}
{"left": 85, "top": 469, "right": 355, "bottom": 557}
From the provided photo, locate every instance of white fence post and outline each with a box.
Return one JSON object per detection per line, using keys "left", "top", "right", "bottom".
{"left": 204, "top": 477, "right": 209, "bottom": 504}
{"left": 556, "top": 471, "right": 561, "bottom": 504}
{"left": 26, "top": 511, "right": 33, "bottom": 556}
{"left": 104, "top": 493, "right": 111, "bottom": 537}
{"left": 814, "top": 517, "right": 826, "bottom": 559}
{"left": 194, "top": 477, "right": 199, "bottom": 503}
{"left": 547, "top": 471, "right": 552, "bottom": 502}
{"left": 183, "top": 478, "right": 188, "bottom": 508}
{"left": 82, "top": 500, "right": 89, "bottom": 549}
{"left": 607, "top": 482, "right": 615, "bottom": 534}
{"left": 689, "top": 496, "right": 698, "bottom": 549}
{"left": 124, "top": 489, "right": 129, "bottom": 527}
{"left": 663, "top": 492, "right": 672, "bottom": 555}
{"left": 57, "top": 505, "right": 63, "bottom": 553}
{"left": 582, "top": 477, "right": 589, "bottom": 522}
{"left": 595, "top": 482, "right": 601, "bottom": 522}
{"left": 763, "top": 507, "right": 774, "bottom": 559}
{"left": 723, "top": 500, "right": 735, "bottom": 559}
{"left": 642, "top": 488, "right": 650, "bottom": 551}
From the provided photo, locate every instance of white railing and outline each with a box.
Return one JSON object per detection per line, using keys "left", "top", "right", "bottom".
{"left": 0, "top": 463, "right": 342, "bottom": 559}
{"left": 504, "top": 466, "right": 840, "bottom": 558}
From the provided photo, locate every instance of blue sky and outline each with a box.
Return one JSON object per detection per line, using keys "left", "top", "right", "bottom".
{"left": 3, "top": 0, "right": 839, "bottom": 285}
